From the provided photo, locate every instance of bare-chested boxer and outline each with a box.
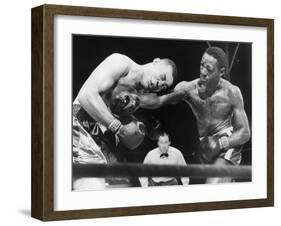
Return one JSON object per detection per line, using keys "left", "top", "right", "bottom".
{"left": 73, "top": 53, "right": 181, "bottom": 190}
{"left": 144, "top": 47, "right": 251, "bottom": 184}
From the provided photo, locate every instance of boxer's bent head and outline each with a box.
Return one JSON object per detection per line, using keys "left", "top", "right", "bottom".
{"left": 141, "top": 58, "right": 178, "bottom": 93}
{"left": 199, "top": 47, "right": 228, "bottom": 92}
{"left": 162, "top": 58, "right": 178, "bottom": 83}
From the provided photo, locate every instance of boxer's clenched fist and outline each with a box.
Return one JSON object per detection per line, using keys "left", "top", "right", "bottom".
{"left": 145, "top": 116, "right": 163, "bottom": 141}
{"left": 110, "top": 90, "right": 141, "bottom": 117}
{"left": 173, "top": 81, "right": 191, "bottom": 100}
{"left": 118, "top": 120, "right": 145, "bottom": 150}
{"left": 198, "top": 136, "right": 221, "bottom": 163}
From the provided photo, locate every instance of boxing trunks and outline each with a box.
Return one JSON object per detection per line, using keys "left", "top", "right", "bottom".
{"left": 73, "top": 104, "right": 133, "bottom": 189}
{"left": 73, "top": 104, "right": 107, "bottom": 165}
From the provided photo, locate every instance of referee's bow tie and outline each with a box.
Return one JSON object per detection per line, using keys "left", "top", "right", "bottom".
{"left": 160, "top": 153, "right": 169, "bottom": 158}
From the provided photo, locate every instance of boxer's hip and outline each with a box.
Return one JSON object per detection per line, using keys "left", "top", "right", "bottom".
{"left": 73, "top": 104, "right": 133, "bottom": 188}
{"left": 73, "top": 104, "right": 106, "bottom": 137}
{"left": 73, "top": 104, "right": 107, "bottom": 165}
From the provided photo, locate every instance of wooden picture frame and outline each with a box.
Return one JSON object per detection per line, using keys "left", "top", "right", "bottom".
{"left": 31, "top": 4, "right": 274, "bottom": 221}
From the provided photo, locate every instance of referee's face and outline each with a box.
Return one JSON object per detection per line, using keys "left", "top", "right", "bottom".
{"left": 158, "top": 135, "right": 170, "bottom": 153}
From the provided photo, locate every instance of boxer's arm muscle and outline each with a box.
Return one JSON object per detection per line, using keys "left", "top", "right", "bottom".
{"left": 140, "top": 81, "right": 193, "bottom": 109}
{"left": 174, "top": 80, "right": 195, "bottom": 102}
{"left": 139, "top": 91, "right": 185, "bottom": 109}
{"left": 228, "top": 87, "right": 251, "bottom": 148}
{"left": 78, "top": 54, "right": 129, "bottom": 127}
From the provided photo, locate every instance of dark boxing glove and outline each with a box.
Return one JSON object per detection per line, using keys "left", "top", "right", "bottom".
{"left": 117, "top": 120, "right": 146, "bottom": 150}
{"left": 199, "top": 135, "right": 229, "bottom": 163}
{"left": 145, "top": 116, "right": 163, "bottom": 141}
{"left": 110, "top": 90, "right": 140, "bottom": 117}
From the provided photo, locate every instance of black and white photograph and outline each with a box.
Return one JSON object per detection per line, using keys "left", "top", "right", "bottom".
{"left": 71, "top": 34, "right": 252, "bottom": 191}
{"left": 30, "top": 3, "right": 274, "bottom": 221}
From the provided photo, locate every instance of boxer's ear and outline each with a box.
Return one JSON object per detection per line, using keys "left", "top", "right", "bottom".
{"left": 219, "top": 67, "right": 226, "bottom": 77}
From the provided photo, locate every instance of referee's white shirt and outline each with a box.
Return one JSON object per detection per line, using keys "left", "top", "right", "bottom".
{"left": 139, "top": 146, "right": 190, "bottom": 186}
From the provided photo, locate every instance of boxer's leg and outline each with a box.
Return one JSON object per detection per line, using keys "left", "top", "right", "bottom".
{"left": 205, "top": 158, "right": 232, "bottom": 184}
{"left": 72, "top": 117, "right": 107, "bottom": 191}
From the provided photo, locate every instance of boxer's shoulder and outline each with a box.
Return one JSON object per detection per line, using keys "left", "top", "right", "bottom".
{"left": 107, "top": 53, "right": 130, "bottom": 62}
{"left": 185, "top": 79, "right": 200, "bottom": 98}
{"left": 223, "top": 80, "right": 241, "bottom": 97}
{"left": 221, "top": 79, "right": 238, "bottom": 92}
{"left": 103, "top": 53, "right": 133, "bottom": 69}
{"left": 174, "top": 79, "right": 197, "bottom": 98}
{"left": 221, "top": 79, "right": 243, "bottom": 106}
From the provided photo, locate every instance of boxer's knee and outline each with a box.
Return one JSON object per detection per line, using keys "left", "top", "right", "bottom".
{"left": 213, "top": 157, "right": 232, "bottom": 166}
{"left": 205, "top": 157, "right": 233, "bottom": 184}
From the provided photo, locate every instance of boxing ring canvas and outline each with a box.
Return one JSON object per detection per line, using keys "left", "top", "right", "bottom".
{"left": 31, "top": 4, "right": 274, "bottom": 221}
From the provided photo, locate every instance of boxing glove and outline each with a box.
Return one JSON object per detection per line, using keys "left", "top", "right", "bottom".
{"left": 117, "top": 120, "right": 145, "bottom": 150}
{"left": 145, "top": 116, "right": 163, "bottom": 140}
{"left": 198, "top": 136, "right": 221, "bottom": 163}
{"left": 198, "top": 135, "right": 230, "bottom": 163}
{"left": 110, "top": 90, "right": 140, "bottom": 117}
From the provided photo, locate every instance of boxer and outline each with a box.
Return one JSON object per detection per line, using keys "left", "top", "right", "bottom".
{"left": 143, "top": 47, "right": 251, "bottom": 184}
{"left": 73, "top": 53, "right": 180, "bottom": 190}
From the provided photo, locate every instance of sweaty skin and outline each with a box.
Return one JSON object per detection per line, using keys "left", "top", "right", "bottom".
{"left": 175, "top": 78, "right": 250, "bottom": 149}
{"left": 74, "top": 53, "right": 175, "bottom": 128}
{"left": 72, "top": 53, "right": 178, "bottom": 190}
{"left": 146, "top": 52, "right": 250, "bottom": 150}
{"left": 118, "top": 49, "right": 250, "bottom": 184}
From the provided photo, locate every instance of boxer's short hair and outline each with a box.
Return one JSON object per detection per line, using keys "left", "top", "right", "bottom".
{"left": 162, "top": 58, "right": 178, "bottom": 84}
{"left": 205, "top": 46, "right": 229, "bottom": 77}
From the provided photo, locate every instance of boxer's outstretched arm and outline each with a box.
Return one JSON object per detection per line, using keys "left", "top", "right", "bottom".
{"left": 78, "top": 53, "right": 129, "bottom": 127}
{"left": 140, "top": 81, "right": 193, "bottom": 109}
{"left": 140, "top": 91, "right": 185, "bottom": 109}
{"left": 228, "top": 87, "right": 251, "bottom": 148}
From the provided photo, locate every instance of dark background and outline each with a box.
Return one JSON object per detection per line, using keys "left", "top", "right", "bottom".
{"left": 72, "top": 34, "right": 252, "bottom": 170}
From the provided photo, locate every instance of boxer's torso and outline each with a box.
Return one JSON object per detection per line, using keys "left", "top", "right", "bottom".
{"left": 185, "top": 79, "right": 234, "bottom": 137}
{"left": 74, "top": 58, "right": 145, "bottom": 117}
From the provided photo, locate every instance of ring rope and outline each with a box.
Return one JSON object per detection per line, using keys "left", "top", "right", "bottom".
{"left": 73, "top": 163, "right": 251, "bottom": 179}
